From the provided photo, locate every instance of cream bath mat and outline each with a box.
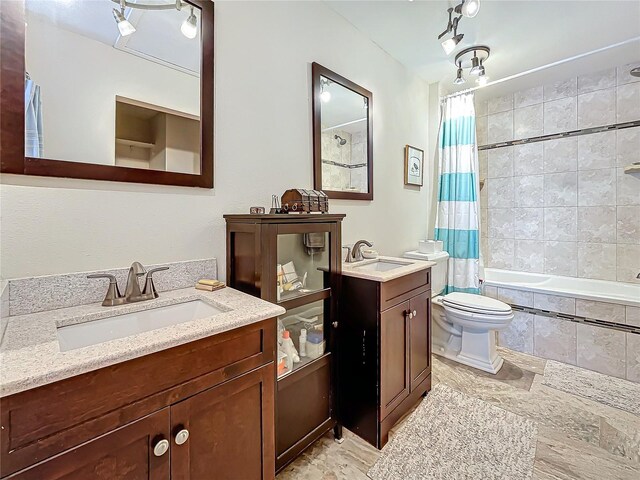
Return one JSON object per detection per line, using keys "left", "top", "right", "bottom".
{"left": 367, "top": 384, "right": 538, "bottom": 480}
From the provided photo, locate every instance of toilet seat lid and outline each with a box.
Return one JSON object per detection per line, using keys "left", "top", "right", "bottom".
{"left": 442, "top": 292, "right": 512, "bottom": 314}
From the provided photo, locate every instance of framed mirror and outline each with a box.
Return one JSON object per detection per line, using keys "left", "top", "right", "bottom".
{"left": 312, "top": 63, "right": 373, "bottom": 200}
{"left": 0, "top": 0, "right": 213, "bottom": 188}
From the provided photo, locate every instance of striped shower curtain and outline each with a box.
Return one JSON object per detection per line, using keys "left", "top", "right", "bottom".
{"left": 435, "top": 93, "right": 480, "bottom": 295}
{"left": 25, "top": 75, "right": 43, "bottom": 158}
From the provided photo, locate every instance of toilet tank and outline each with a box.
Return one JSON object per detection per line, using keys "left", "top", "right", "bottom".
{"left": 403, "top": 250, "right": 450, "bottom": 296}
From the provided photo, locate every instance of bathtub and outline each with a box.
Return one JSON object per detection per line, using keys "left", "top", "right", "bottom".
{"left": 483, "top": 268, "right": 640, "bottom": 308}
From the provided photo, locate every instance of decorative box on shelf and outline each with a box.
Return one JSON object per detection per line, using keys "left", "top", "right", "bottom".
{"left": 281, "top": 189, "right": 329, "bottom": 213}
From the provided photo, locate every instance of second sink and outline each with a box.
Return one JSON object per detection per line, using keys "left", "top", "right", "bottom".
{"left": 57, "top": 299, "right": 223, "bottom": 351}
{"left": 353, "top": 259, "right": 412, "bottom": 272}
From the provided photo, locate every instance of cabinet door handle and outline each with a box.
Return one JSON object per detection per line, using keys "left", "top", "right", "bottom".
{"left": 175, "top": 428, "right": 190, "bottom": 446}
{"left": 153, "top": 438, "right": 170, "bottom": 457}
{"left": 405, "top": 310, "right": 413, "bottom": 319}
{"left": 413, "top": 310, "right": 417, "bottom": 317}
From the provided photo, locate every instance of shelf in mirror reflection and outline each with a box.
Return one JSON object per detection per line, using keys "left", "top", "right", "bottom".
{"left": 115, "top": 138, "right": 155, "bottom": 149}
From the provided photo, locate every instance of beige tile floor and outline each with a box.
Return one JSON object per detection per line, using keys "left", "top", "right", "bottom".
{"left": 277, "top": 348, "right": 640, "bottom": 480}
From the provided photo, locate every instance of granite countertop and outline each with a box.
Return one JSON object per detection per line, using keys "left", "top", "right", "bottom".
{"left": 340, "top": 256, "right": 435, "bottom": 282}
{"left": 0, "top": 287, "right": 285, "bottom": 398}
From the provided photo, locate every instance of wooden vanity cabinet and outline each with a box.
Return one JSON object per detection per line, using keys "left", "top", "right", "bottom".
{"left": 1, "top": 319, "right": 276, "bottom": 480}
{"left": 6, "top": 408, "right": 172, "bottom": 480}
{"left": 338, "top": 269, "right": 432, "bottom": 449}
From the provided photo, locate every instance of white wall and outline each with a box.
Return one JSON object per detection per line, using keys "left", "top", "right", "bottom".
{"left": 25, "top": 16, "right": 199, "bottom": 166}
{"left": 1, "top": 1, "right": 432, "bottom": 280}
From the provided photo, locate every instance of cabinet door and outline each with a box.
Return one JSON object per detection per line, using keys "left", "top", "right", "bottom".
{"left": 170, "top": 365, "right": 275, "bottom": 480}
{"left": 409, "top": 290, "right": 431, "bottom": 391}
{"left": 380, "top": 301, "right": 410, "bottom": 420}
{"left": 8, "top": 409, "right": 170, "bottom": 480}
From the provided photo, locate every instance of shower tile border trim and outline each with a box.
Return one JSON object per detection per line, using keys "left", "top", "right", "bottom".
{"left": 478, "top": 120, "right": 640, "bottom": 151}
{"left": 509, "top": 304, "right": 640, "bottom": 335}
{"left": 321, "top": 159, "right": 368, "bottom": 169}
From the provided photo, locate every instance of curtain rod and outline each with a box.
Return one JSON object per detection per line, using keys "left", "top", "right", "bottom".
{"left": 441, "top": 36, "right": 640, "bottom": 100}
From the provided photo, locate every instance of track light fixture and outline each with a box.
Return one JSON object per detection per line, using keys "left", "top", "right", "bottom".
{"left": 453, "top": 63, "right": 466, "bottom": 85}
{"left": 456, "top": 0, "right": 481, "bottom": 19}
{"left": 438, "top": 1, "right": 481, "bottom": 55}
{"left": 438, "top": 8, "right": 464, "bottom": 56}
{"left": 453, "top": 45, "right": 490, "bottom": 87}
{"left": 476, "top": 69, "right": 489, "bottom": 85}
{"left": 112, "top": 6, "right": 136, "bottom": 37}
{"left": 110, "top": 0, "right": 198, "bottom": 39}
{"left": 181, "top": 6, "right": 198, "bottom": 39}
{"left": 320, "top": 78, "right": 332, "bottom": 103}
{"left": 469, "top": 53, "right": 481, "bottom": 75}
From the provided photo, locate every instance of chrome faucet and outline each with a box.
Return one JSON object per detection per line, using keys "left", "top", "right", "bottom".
{"left": 124, "top": 261, "right": 147, "bottom": 302}
{"left": 88, "top": 262, "right": 169, "bottom": 306}
{"left": 351, "top": 240, "right": 373, "bottom": 262}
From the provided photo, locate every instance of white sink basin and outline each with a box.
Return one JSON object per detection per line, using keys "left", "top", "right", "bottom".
{"left": 57, "top": 300, "right": 223, "bottom": 351}
{"left": 353, "top": 260, "right": 412, "bottom": 272}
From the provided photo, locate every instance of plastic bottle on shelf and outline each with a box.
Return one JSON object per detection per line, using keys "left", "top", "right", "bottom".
{"left": 299, "top": 329, "right": 307, "bottom": 357}
{"left": 282, "top": 330, "right": 300, "bottom": 371}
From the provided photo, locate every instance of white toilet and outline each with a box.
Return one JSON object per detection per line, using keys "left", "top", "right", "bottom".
{"left": 404, "top": 250, "right": 514, "bottom": 374}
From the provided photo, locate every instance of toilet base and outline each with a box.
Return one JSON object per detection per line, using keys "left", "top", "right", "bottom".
{"left": 434, "top": 326, "right": 505, "bottom": 374}
{"left": 436, "top": 348, "right": 505, "bottom": 374}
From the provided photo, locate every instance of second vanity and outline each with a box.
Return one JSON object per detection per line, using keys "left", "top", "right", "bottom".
{"left": 0, "top": 284, "right": 284, "bottom": 479}
{"left": 338, "top": 256, "right": 434, "bottom": 448}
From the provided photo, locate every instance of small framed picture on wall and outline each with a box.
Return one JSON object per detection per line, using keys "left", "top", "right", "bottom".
{"left": 404, "top": 145, "right": 424, "bottom": 186}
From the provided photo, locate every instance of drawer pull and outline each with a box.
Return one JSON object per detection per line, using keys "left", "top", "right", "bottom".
{"left": 153, "top": 438, "right": 169, "bottom": 457}
{"left": 175, "top": 429, "right": 190, "bottom": 446}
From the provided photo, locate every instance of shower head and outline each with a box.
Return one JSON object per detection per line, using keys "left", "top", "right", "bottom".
{"left": 631, "top": 66, "right": 640, "bottom": 78}
{"left": 334, "top": 135, "right": 347, "bottom": 146}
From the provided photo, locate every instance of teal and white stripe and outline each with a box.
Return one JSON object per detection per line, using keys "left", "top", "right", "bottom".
{"left": 435, "top": 93, "right": 480, "bottom": 295}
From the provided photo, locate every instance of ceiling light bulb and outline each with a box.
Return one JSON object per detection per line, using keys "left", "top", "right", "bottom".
{"left": 112, "top": 8, "right": 136, "bottom": 36}
{"left": 461, "top": 0, "right": 480, "bottom": 18}
{"left": 321, "top": 90, "right": 331, "bottom": 103}
{"left": 181, "top": 7, "right": 198, "bottom": 39}
{"left": 469, "top": 55, "right": 481, "bottom": 75}
{"left": 476, "top": 73, "right": 489, "bottom": 86}
{"left": 453, "top": 67, "right": 465, "bottom": 85}
{"left": 441, "top": 33, "right": 463, "bottom": 55}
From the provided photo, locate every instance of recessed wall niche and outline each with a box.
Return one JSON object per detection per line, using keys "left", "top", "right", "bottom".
{"left": 115, "top": 97, "right": 200, "bottom": 175}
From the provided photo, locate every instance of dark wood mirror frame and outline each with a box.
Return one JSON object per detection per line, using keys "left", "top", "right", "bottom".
{"left": 0, "top": 0, "right": 214, "bottom": 188}
{"left": 312, "top": 62, "right": 373, "bottom": 201}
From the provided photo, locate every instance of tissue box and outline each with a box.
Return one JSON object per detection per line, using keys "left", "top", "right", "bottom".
{"left": 306, "top": 340, "right": 325, "bottom": 359}
{"left": 418, "top": 240, "right": 443, "bottom": 253}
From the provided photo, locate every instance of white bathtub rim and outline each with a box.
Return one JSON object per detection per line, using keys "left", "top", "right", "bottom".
{"left": 483, "top": 269, "right": 640, "bottom": 308}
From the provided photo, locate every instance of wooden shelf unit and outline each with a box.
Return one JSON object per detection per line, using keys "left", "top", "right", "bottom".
{"left": 225, "top": 213, "right": 345, "bottom": 472}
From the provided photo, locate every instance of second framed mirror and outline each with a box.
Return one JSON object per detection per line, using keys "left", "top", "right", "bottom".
{"left": 312, "top": 63, "right": 373, "bottom": 200}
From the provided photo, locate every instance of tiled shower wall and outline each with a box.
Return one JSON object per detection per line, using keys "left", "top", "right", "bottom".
{"left": 321, "top": 129, "right": 368, "bottom": 192}
{"left": 476, "top": 61, "right": 640, "bottom": 283}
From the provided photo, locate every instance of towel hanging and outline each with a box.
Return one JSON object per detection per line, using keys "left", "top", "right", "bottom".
{"left": 303, "top": 232, "right": 325, "bottom": 256}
